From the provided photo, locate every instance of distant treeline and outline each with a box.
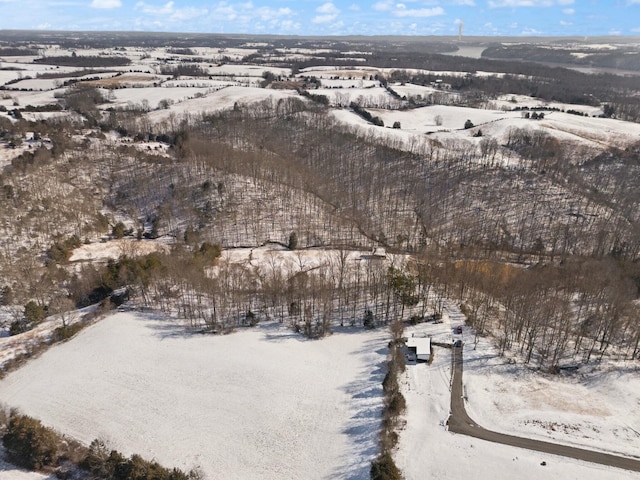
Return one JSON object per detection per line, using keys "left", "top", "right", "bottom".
{"left": 293, "top": 50, "right": 639, "bottom": 111}
{"left": 0, "top": 47, "right": 39, "bottom": 56}
{"left": 483, "top": 44, "right": 640, "bottom": 72}
{"left": 36, "top": 69, "right": 113, "bottom": 79}
{"left": 160, "top": 64, "right": 209, "bottom": 77}
{"left": 34, "top": 55, "right": 131, "bottom": 67}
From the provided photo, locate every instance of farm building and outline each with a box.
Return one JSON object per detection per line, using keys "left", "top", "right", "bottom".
{"left": 406, "top": 333, "right": 432, "bottom": 363}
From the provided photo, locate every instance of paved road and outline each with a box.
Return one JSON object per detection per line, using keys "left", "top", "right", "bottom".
{"left": 448, "top": 345, "right": 640, "bottom": 473}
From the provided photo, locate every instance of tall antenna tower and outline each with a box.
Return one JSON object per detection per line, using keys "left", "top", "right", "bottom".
{"left": 458, "top": 20, "right": 464, "bottom": 41}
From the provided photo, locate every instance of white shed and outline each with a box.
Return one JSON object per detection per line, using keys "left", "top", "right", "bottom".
{"left": 406, "top": 334, "right": 431, "bottom": 362}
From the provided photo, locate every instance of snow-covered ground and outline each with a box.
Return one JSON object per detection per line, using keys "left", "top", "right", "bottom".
{"left": 2, "top": 302, "right": 639, "bottom": 479}
{"left": 217, "top": 244, "right": 406, "bottom": 277}
{"left": 98, "top": 86, "right": 211, "bottom": 110}
{"left": 397, "top": 303, "right": 640, "bottom": 480}
{"left": 0, "top": 448, "right": 52, "bottom": 480}
{"left": 0, "top": 312, "right": 389, "bottom": 480}
{"left": 328, "top": 101, "right": 640, "bottom": 156}
{"left": 146, "top": 86, "right": 301, "bottom": 123}
{"left": 0, "top": 90, "right": 62, "bottom": 108}
{"left": 463, "top": 340, "right": 640, "bottom": 458}
{"left": 372, "top": 104, "right": 515, "bottom": 133}
{"left": 314, "top": 86, "right": 393, "bottom": 107}
{"left": 68, "top": 238, "right": 171, "bottom": 263}
{"left": 205, "top": 64, "right": 291, "bottom": 78}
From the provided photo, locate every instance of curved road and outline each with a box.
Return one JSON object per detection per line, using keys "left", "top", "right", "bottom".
{"left": 448, "top": 345, "right": 640, "bottom": 473}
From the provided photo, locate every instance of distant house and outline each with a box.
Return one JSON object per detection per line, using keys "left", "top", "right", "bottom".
{"left": 406, "top": 333, "right": 431, "bottom": 363}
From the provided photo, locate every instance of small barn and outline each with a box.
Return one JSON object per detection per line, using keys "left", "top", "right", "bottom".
{"left": 406, "top": 333, "right": 432, "bottom": 363}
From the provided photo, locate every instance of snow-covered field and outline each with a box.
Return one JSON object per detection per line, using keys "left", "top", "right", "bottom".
{"left": 98, "top": 86, "right": 210, "bottom": 110}
{"left": 68, "top": 238, "right": 171, "bottom": 263}
{"left": 2, "top": 302, "right": 639, "bottom": 479}
{"left": 0, "top": 312, "right": 389, "bottom": 480}
{"left": 464, "top": 341, "right": 640, "bottom": 459}
{"left": 372, "top": 104, "right": 515, "bottom": 133}
{"left": 147, "top": 86, "right": 300, "bottom": 123}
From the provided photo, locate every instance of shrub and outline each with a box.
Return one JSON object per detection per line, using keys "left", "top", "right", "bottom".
{"left": 287, "top": 232, "right": 298, "bottom": 250}
{"left": 48, "top": 235, "right": 82, "bottom": 263}
{"left": 387, "top": 390, "right": 406, "bottom": 417}
{"left": 464, "top": 119, "right": 474, "bottom": 129}
{"left": 363, "top": 309, "right": 375, "bottom": 329}
{"left": 196, "top": 242, "right": 222, "bottom": 264}
{"left": 370, "top": 452, "right": 402, "bottom": 480}
{"left": 24, "top": 301, "right": 46, "bottom": 326}
{"left": 82, "top": 439, "right": 202, "bottom": 480}
{"left": 382, "top": 369, "right": 397, "bottom": 394}
{"left": 3, "top": 414, "right": 60, "bottom": 470}
{"left": 81, "top": 439, "right": 112, "bottom": 477}
{"left": 53, "top": 322, "right": 85, "bottom": 341}
{"left": 112, "top": 221, "right": 126, "bottom": 239}
{"left": 0, "top": 285, "right": 13, "bottom": 305}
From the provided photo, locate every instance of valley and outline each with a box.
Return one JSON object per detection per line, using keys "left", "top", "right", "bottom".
{"left": 1, "top": 32, "right": 639, "bottom": 479}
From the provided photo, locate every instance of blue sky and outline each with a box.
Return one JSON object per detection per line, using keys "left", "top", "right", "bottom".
{"left": 1, "top": 0, "right": 640, "bottom": 36}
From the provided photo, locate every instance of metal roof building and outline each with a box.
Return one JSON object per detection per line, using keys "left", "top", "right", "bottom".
{"left": 406, "top": 334, "right": 432, "bottom": 362}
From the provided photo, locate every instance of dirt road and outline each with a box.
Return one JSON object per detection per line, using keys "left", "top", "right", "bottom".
{"left": 448, "top": 345, "right": 640, "bottom": 473}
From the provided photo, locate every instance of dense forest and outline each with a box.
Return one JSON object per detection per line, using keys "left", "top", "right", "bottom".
{"left": 0, "top": 33, "right": 639, "bottom": 379}
{"left": 1, "top": 87, "right": 639, "bottom": 369}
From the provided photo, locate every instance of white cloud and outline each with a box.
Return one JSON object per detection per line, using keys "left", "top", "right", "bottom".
{"left": 279, "top": 19, "right": 301, "bottom": 30}
{"left": 135, "top": 0, "right": 173, "bottom": 15}
{"left": 134, "top": 1, "right": 206, "bottom": 20}
{"left": 483, "top": 21, "right": 499, "bottom": 34}
{"left": 90, "top": 0, "right": 121, "bottom": 8}
{"left": 489, "top": 0, "right": 573, "bottom": 7}
{"left": 373, "top": 1, "right": 444, "bottom": 17}
{"left": 349, "top": 4, "right": 360, "bottom": 11}
{"left": 317, "top": 2, "right": 339, "bottom": 14}
{"left": 563, "top": 8, "right": 574, "bottom": 14}
{"left": 373, "top": 0, "right": 392, "bottom": 11}
{"left": 313, "top": 2, "right": 340, "bottom": 23}
{"left": 255, "top": 6, "right": 293, "bottom": 21}
{"left": 559, "top": 20, "right": 572, "bottom": 26}
{"left": 313, "top": 14, "right": 336, "bottom": 23}
{"left": 394, "top": 7, "right": 445, "bottom": 17}
{"left": 171, "top": 6, "right": 207, "bottom": 20}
